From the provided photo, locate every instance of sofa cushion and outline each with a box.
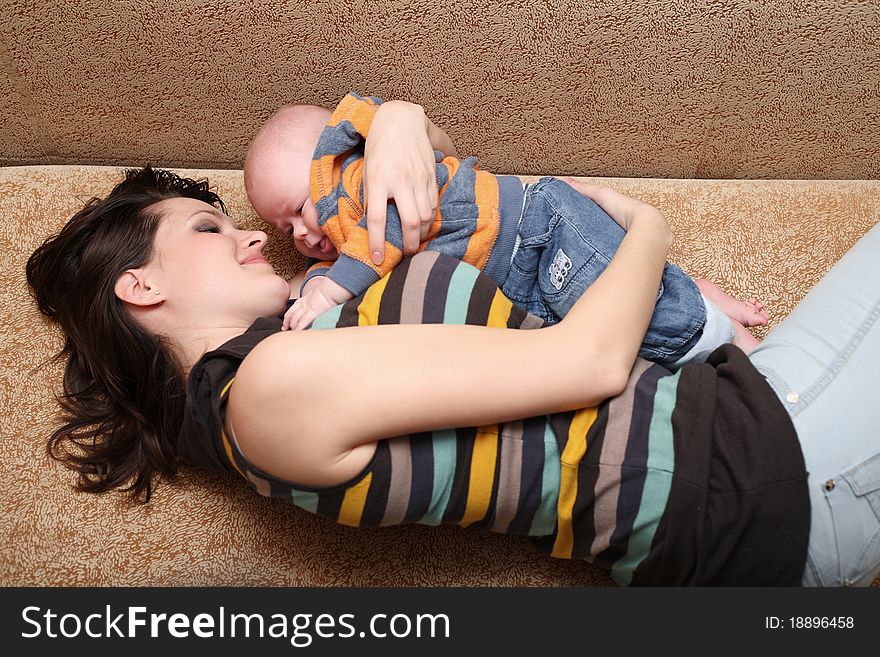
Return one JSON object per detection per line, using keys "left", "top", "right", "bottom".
{"left": 2, "top": 165, "right": 878, "bottom": 585}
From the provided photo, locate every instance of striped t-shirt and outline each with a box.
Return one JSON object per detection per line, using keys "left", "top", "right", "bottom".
{"left": 178, "top": 251, "right": 809, "bottom": 585}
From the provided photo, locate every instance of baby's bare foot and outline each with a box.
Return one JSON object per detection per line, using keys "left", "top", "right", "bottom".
{"left": 695, "top": 278, "right": 769, "bottom": 327}
{"left": 730, "top": 319, "right": 761, "bottom": 354}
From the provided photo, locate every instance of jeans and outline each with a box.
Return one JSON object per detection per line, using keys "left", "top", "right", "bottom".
{"left": 500, "top": 177, "right": 707, "bottom": 366}
{"left": 749, "top": 221, "right": 880, "bottom": 587}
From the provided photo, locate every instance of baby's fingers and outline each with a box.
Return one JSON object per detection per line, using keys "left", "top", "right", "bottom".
{"left": 293, "top": 310, "right": 315, "bottom": 331}
{"left": 282, "top": 306, "right": 297, "bottom": 331}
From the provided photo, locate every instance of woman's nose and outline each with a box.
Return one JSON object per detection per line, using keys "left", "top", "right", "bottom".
{"left": 243, "top": 229, "right": 267, "bottom": 248}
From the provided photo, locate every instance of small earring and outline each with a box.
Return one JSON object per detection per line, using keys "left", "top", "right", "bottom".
{"left": 154, "top": 291, "right": 160, "bottom": 295}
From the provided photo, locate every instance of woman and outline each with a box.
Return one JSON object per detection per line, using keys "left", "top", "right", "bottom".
{"left": 26, "top": 110, "right": 880, "bottom": 587}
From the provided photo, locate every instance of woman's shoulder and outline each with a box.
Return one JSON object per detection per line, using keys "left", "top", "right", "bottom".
{"left": 186, "top": 315, "right": 284, "bottom": 417}
{"left": 177, "top": 316, "right": 284, "bottom": 474}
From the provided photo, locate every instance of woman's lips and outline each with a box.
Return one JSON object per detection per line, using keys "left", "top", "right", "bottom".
{"left": 242, "top": 255, "right": 270, "bottom": 266}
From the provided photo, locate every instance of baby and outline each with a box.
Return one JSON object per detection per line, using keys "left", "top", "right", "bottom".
{"left": 244, "top": 93, "right": 767, "bottom": 367}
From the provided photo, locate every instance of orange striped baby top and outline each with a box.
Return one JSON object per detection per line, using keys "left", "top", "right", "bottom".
{"left": 304, "top": 92, "right": 524, "bottom": 296}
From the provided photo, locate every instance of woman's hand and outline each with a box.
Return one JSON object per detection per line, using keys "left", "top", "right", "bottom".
{"left": 363, "top": 100, "right": 441, "bottom": 264}
{"left": 564, "top": 178, "right": 668, "bottom": 235}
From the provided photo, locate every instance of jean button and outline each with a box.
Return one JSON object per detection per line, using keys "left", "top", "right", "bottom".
{"left": 843, "top": 578, "right": 854, "bottom": 587}
{"left": 824, "top": 479, "right": 836, "bottom": 492}
{"left": 786, "top": 391, "right": 800, "bottom": 404}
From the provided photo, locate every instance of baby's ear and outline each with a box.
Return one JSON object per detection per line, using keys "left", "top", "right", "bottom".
{"left": 114, "top": 269, "right": 164, "bottom": 306}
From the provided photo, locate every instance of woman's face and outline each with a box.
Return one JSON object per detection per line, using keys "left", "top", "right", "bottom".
{"left": 144, "top": 197, "right": 290, "bottom": 326}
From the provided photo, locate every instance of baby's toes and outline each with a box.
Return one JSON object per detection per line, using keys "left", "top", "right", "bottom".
{"left": 742, "top": 303, "right": 767, "bottom": 326}
{"left": 754, "top": 306, "right": 770, "bottom": 325}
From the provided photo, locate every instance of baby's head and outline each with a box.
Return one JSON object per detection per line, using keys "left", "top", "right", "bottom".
{"left": 244, "top": 104, "right": 338, "bottom": 260}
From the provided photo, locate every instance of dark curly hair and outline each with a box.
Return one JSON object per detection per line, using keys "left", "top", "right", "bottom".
{"left": 25, "top": 166, "right": 226, "bottom": 502}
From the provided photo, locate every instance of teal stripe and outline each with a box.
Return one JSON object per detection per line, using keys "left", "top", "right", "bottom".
{"left": 309, "top": 304, "right": 344, "bottom": 330}
{"left": 291, "top": 489, "right": 320, "bottom": 514}
{"left": 443, "top": 264, "right": 480, "bottom": 325}
{"left": 419, "top": 429, "right": 457, "bottom": 526}
{"left": 611, "top": 372, "right": 679, "bottom": 586}
{"left": 528, "top": 422, "right": 561, "bottom": 536}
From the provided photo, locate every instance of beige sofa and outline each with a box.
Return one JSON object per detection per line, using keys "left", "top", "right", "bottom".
{"left": 1, "top": 1, "right": 878, "bottom": 586}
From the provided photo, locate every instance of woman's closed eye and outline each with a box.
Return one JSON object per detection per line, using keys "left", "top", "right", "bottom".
{"left": 196, "top": 223, "right": 222, "bottom": 234}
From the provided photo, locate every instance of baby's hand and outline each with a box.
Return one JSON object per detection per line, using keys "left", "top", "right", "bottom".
{"left": 282, "top": 278, "right": 353, "bottom": 331}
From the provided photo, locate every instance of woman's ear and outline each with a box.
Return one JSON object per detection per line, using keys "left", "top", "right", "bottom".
{"left": 114, "top": 269, "right": 164, "bottom": 306}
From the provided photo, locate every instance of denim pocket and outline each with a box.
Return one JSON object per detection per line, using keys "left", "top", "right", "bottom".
{"left": 840, "top": 453, "right": 880, "bottom": 521}
{"left": 510, "top": 228, "right": 552, "bottom": 276}
{"left": 832, "top": 454, "right": 880, "bottom": 584}
{"left": 535, "top": 217, "right": 609, "bottom": 318}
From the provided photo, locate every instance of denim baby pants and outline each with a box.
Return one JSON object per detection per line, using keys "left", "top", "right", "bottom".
{"left": 500, "top": 177, "right": 710, "bottom": 367}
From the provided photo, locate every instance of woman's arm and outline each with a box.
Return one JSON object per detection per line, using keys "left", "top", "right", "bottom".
{"left": 363, "top": 100, "right": 454, "bottom": 263}
{"left": 227, "top": 185, "right": 672, "bottom": 487}
{"left": 426, "top": 114, "right": 458, "bottom": 159}
{"left": 558, "top": 181, "right": 674, "bottom": 376}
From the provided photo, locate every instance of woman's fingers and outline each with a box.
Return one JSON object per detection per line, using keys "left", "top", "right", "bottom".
{"left": 365, "top": 169, "right": 436, "bottom": 259}
{"left": 392, "top": 188, "right": 422, "bottom": 256}
{"left": 563, "top": 177, "right": 658, "bottom": 231}
{"left": 362, "top": 99, "right": 440, "bottom": 263}
{"left": 365, "top": 183, "right": 389, "bottom": 265}
{"left": 416, "top": 180, "right": 437, "bottom": 242}
{"left": 564, "top": 178, "right": 618, "bottom": 208}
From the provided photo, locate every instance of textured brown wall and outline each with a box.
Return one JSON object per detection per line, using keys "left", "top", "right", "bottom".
{"left": 0, "top": 50, "right": 44, "bottom": 162}
{"left": 1, "top": 0, "right": 878, "bottom": 178}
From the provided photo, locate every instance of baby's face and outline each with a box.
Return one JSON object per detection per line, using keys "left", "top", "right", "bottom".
{"left": 247, "top": 137, "right": 338, "bottom": 261}
{"left": 286, "top": 198, "right": 339, "bottom": 261}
